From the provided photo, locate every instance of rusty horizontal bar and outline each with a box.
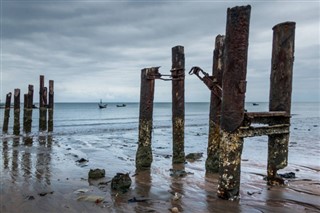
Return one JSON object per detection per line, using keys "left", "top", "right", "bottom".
{"left": 238, "top": 124, "right": 290, "bottom": 138}
{"left": 244, "top": 111, "right": 290, "bottom": 125}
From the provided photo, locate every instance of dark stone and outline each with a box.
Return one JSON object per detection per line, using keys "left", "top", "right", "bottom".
{"left": 76, "top": 158, "right": 88, "bottom": 163}
{"left": 111, "top": 173, "right": 132, "bottom": 191}
{"left": 88, "top": 169, "right": 105, "bottom": 179}
{"left": 128, "top": 197, "right": 148, "bottom": 203}
{"left": 279, "top": 172, "right": 296, "bottom": 179}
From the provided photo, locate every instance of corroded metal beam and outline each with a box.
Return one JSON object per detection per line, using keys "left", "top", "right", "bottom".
{"left": 13, "top": 89, "right": 20, "bottom": 136}
{"left": 171, "top": 45, "right": 185, "bottom": 164}
{"left": 267, "top": 21, "right": 295, "bottom": 185}
{"left": 206, "top": 35, "right": 225, "bottom": 173}
{"left": 218, "top": 5, "right": 251, "bottom": 200}
{"left": 239, "top": 124, "right": 290, "bottom": 138}
{"left": 2, "top": 92, "right": 12, "bottom": 134}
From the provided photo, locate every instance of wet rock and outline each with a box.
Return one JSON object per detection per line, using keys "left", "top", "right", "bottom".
{"left": 279, "top": 172, "right": 296, "bottom": 179}
{"left": 77, "top": 195, "right": 105, "bottom": 203}
{"left": 172, "top": 192, "right": 182, "bottom": 201}
{"left": 128, "top": 197, "right": 148, "bottom": 203}
{"left": 76, "top": 158, "right": 88, "bottom": 163}
{"left": 38, "top": 191, "right": 54, "bottom": 196}
{"left": 170, "top": 207, "right": 180, "bottom": 213}
{"left": 88, "top": 169, "right": 105, "bottom": 179}
{"left": 111, "top": 173, "right": 132, "bottom": 191}
{"left": 185, "top": 152, "right": 203, "bottom": 161}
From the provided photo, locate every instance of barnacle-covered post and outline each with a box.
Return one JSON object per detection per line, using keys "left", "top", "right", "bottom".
{"left": 206, "top": 35, "right": 225, "bottom": 173}
{"left": 39, "top": 75, "right": 47, "bottom": 131}
{"left": 171, "top": 45, "right": 185, "bottom": 164}
{"left": 13, "top": 89, "right": 20, "bottom": 135}
{"left": 48, "top": 80, "right": 54, "bottom": 132}
{"left": 267, "top": 22, "right": 295, "bottom": 185}
{"left": 24, "top": 85, "right": 34, "bottom": 134}
{"left": 136, "top": 67, "right": 159, "bottom": 170}
{"left": 218, "top": 5, "right": 251, "bottom": 200}
{"left": 2, "top": 92, "right": 12, "bottom": 134}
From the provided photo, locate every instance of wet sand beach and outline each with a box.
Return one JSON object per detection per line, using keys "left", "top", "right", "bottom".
{"left": 0, "top": 103, "right": 319, "bottom": 212}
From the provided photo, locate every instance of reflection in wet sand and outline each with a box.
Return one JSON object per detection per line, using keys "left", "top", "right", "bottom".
{"left": 134, "top": 169, "right": 153, "bottom": 213}
{"left": 170, "top": 163, "right": 185, "bottom": 212}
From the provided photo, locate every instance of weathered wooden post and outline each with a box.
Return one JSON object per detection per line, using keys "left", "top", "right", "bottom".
{"left": 206, "top": 35, "right": 225, "bottom": 173}
{"left": 267, "top": 22, "right": 295, "bottom": 185}
{"left": 2, "top": 92, "right": 12, "bottom": 134}
{"left": 13, "top": 89, "right": 20, "bottom": 135}
{"left": 24, "top": 85, "right": 34, "bottom": 133}
{"left": 48, "top": 80, "right": 54, "bottom": 132}
{"left": 217, "top": 5, "right": 251, "bottom": 200}
{"left": 171, "top": 45, "right": 185, "bottom": 164}
{"left": 39, "top": 75, "right": 47, "bottom": 131}
{"left": 136, "top": 67, "right": 159, "bottom": 170}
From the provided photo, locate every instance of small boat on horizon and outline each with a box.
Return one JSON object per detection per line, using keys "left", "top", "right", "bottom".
{"left": 116, "top": 104, "right": 126, "bottom": 107}
{"left": 252, "top": 103, "right": 259, "bottom": 106}
{"left": 98, "top": 100, "right": 107, "bottom": 109}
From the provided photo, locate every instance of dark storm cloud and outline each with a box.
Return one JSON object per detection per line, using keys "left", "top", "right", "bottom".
{"left": 1, "top": 1, "right": 319, "bottom": 102}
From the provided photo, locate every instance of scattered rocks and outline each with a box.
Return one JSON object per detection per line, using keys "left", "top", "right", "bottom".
{"left": 185, "top": 152, "right": 203, "bottom": 161}
{"left": 88, "top": 169, "right": 105, "bottom": 179}
{"left": 111, "top": 173, "right": 132, "bottom": 192}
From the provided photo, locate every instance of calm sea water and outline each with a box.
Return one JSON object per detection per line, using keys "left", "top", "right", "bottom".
{"left": 0, "top": 102, "right": 319, "bottom": 137}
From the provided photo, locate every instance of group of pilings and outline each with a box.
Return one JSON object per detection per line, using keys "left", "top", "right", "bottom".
{"left": 136, "top": 46, "right": 185, "bottom": 170}
{"left": 136, "top": 4, "right": 295, "bottom": 201}
{"left": 2, "top": 75, "right": 54, "bottom": 135}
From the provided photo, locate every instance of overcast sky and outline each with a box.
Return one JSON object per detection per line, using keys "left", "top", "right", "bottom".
{"left": 1, "top": 0, "right": 319, "bottom": 103}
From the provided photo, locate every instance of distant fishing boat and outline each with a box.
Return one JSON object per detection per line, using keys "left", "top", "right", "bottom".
{"left": 116, "top": 104, "right": 126, "bottom": 107}
{"left": 98, "top": 99, "right": 107, "bottom": 109}
{"left": 252, "top": 103, "right": 259, "bottom": 106}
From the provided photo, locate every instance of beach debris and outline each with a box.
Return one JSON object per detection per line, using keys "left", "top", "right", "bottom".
{"left": 128, "top": 197, "right": 148, "bottom": 203}
{"left": 77, "top": 195, "right": 105, "bottom": 203}
{"left": 170, "top": 207, "right": 180, "bottom": 213}
{"left": 247, "top": 191, "right": 262, "bottom": 196}
{"left": 185, "top": 152, "right": 203, "bottom": 161}
{"left": 279, "top": 172, "right": 296, "bottom": 179}
{"left": 172, "top": 192, "right": 182, "bottom": 201}
{"left": 88, "top": 169, "right": 105, "bottom": 179}
{"left": 38, "top": 191, "right": 54, "bottom": 196}
{"left": 169, "top": 169, "right": 194, "bottom": 177}
{"left": 111, "top": 173, "right": 132, "bottom": 192}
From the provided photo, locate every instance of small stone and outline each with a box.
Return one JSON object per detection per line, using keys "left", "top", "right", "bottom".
{"left": 89, "top": 169, "right": 106, "bottom": 179}
{"left": 111, "top": 173, "right": 132, "bottom": 191}
{"left": 171, "top": 207, "right": 179, "bottom": 213}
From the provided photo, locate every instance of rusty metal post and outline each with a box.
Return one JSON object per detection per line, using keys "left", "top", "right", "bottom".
{"left": 218, "top": 5, "right": 251, "bottom": 200}
{"left": 39, "top": 76, "right": 47, "bottom": 131}
{"left": 171, "top": 45, "right": 185, "bottom": 164}
{"left": 2, "top": 92, "right": 12, "bottom": 134}
{"left": 13, "top": 89, "right": 20, "bottom": 135}
{"left": 136, "top": 67, "right": 158, "bottom": 170}
{"left": 23, "top": 94, "right": 28, "bottom": 132}
{"left": 48, "top": 80, "right": 54, "bottom": 132}
{"left": 267, "top": 22, "right": 295, "bottom": 185}
{"left": 24, "top": 85, "right": 34, "bottom": 134}
{"left": 206, "top": 35, "right": 225, "bottom": 173}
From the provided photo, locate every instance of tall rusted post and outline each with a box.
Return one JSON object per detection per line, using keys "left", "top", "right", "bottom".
{"left": 48, "top": 80, "right": 54, "bottom": 132}
{"left": 39, "top": 76, "right": 47, "bottom": 131}
{"left": 24, "top": 85, "right": 34, "bottom": 134}
{"left": 218, "top": 5, "right": 251, "bottom": 200}
{"left": 13, "top": 89, "right": 20, "bottom": 135}
{"left": 171, "top": 45, "right": 185, "bottom": 164}
{"left": 2, "top": 92, "right": 12, "bottom": 134}
{"left": 23, "top": 94, "right": 28, "bottom": 132}
{"left": 267, "top": 22, "right": 295, "bottom": 185}
{"left": 206, "top": 35, "right": 225, "bottom": 173}
{"left": 136, "top": 67, "right": 158, "bottom": 170}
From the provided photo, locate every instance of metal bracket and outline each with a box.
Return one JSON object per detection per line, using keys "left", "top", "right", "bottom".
{"left": 146, "top": 67, "right": 185, "bottom": 81}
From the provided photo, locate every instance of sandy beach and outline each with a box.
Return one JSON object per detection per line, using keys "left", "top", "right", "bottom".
{"left": 1, "top": 103, "right": 319, "bottom": 212}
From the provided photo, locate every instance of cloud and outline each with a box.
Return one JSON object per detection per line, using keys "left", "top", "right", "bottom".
{"left": 1, "top": 1, "right": 319, "bottom": 103}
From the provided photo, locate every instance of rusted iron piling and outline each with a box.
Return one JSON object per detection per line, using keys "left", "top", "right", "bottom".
{"left": 24, "top": 85, "right": 34, "bottom": 134}
{"left": 48, "top": 80, "right": 54, "bottom": 132}
{"left": 13, "top": 89, "right": 21, "bottom": 135}
{"left": 136, "top": 67, "right": 159, "bottom": 170}
{"left": 267, "top": 22, "right": 295, "bottom": 185}
{"left": 39, "top": 75, "right": 47, "bottom": 131}
{"left": 217, "top": 5, "right": 251, "bottom": 200}
{"left": 206, "top": 35, "right": 225, "bottom": 173}
{"left": 171, "top": 45, "right": 185, "bottom": 164}
{"left": 2, "top": 92, "right": 12, "bottom": 134}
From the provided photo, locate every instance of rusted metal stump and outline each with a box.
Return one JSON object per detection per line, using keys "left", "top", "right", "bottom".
{"left": 48, "top": 80, "right": 54, "bottom": 132}
{"left": 217, "top": 5, "right": 251, "bottom": 200}
{"left": 267, "top": 22, "right": 295, "bottom": 185}
{"left": 2, "top": 92, "right": 12, "bottom": 134}
{"left": 171, "top": 45, "right": 185, "bottom": 164}
{"left": 13, "top": 89, "right": 20, "bottom": 135}
{"left": 24, "top": 85, "right": 34, "bottom": 134}
{"left": 136, "top": 67, "right": 159, "bottom": 170}
{"left": 39, "top": 75, "right": 47, "bottom": 131}
{"left": 206, "top": 35, "right": 225, "bottom": 173}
